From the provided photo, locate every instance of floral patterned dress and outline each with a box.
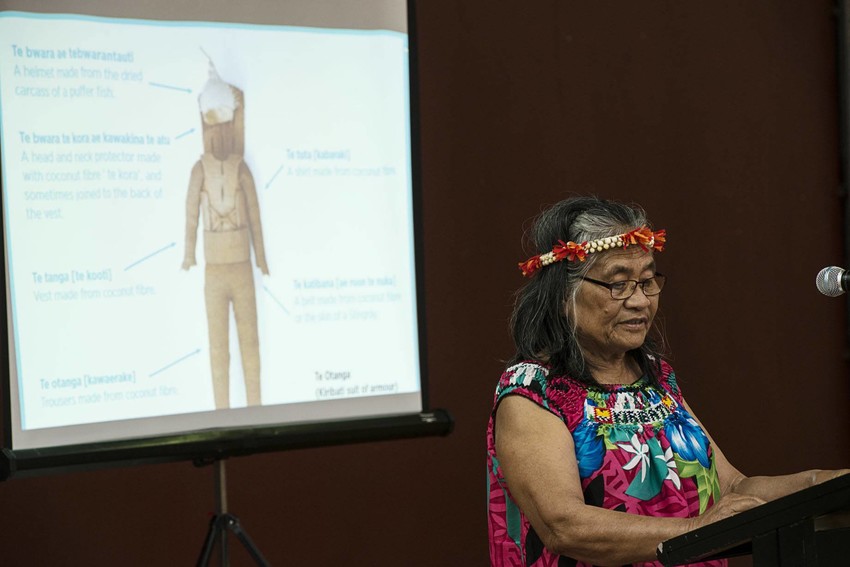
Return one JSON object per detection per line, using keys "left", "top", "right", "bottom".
{"left": 486, "top": 360, "right": 726, "bottom": 567}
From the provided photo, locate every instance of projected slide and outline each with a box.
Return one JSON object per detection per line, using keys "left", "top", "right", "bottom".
{"left": 0, "top": 11, "right": 421, "bottom": 442}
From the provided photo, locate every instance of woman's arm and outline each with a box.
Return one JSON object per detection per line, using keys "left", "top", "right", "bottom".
{"left": 495, "top": 396, "right": 764, "bottom": 565}
{"left": 683, "top": 400, "right": 850, "bottom": 503}
{"left": 732, "top": 470, "right": 850, "bottom": 501}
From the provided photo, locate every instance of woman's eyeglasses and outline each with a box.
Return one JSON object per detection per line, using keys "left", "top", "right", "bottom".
{"left": 581, "top": 273, "right": 666, "bottom": 300}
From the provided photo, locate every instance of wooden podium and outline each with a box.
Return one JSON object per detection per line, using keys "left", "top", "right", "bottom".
{"left": 657, "top": 473, "right": 850, "bottom": 566}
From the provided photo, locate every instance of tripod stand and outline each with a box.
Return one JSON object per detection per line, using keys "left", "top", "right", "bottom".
{"left": 196, "top": 459, "right": 270, "bottom": 566}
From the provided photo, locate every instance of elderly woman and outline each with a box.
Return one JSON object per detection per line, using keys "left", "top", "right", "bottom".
{"left": 486, "top": 196, "right": 847, "bottom": 566}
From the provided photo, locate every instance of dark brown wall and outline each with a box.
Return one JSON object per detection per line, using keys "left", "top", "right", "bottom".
{"left": 1, "top": 2, "right": 848, "bottom": 565}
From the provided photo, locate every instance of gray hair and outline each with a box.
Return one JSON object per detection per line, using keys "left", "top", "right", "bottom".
{"left": 509, "top": 196, "right": 662, "bottom": 385}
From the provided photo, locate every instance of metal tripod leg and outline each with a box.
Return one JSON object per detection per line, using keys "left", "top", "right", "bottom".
{"left": 196, "top": 459, "right": 270, "bottom": 567}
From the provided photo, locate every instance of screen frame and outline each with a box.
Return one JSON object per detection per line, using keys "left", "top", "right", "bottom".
{"left": 0, "top": 0, "right": 452, "bottom": 480}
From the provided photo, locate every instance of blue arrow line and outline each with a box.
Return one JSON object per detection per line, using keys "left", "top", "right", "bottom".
{"left": 265, "top": 165, "right": 284, "bottom": 189}
{"left": 175, "top": 128, "right": 195, "bottom": 140}
{"left": 149, "top": 82, "right": 192, "bottom": 93}
{"left": 150, "top": 349, "right": 202, "bottom": 378}
{"left": 125, "top": 242, "right": 176, "bottom": 271}
{"left": 263, "top": 285, "right": 290, "bottom": 315}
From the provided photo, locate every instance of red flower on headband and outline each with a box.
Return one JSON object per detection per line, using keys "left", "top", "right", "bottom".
{"left": 651, "top": 229, "right": 666, "bottom": 252}
{"left": 553, "top": 240, "right": 587, "bottom": 262}
{"left": 518, "top": 256, "right": 542, "bottom": 277}
{"left": 622, "top": 227, "right": 650, "bottom": 249}
{"left": 622, "top": 226, "right": 666, "bottom": 252}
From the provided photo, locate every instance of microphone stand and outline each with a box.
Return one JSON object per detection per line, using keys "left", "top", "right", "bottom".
{"left": 196, "top": 458, "right": 270, "bottom": 566}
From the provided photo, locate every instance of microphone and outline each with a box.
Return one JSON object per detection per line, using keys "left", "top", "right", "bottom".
{"left": 816, "top": 266, "right": 850, "bottom": 297}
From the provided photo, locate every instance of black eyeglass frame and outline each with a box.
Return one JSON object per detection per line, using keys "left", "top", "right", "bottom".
{"left": 581, "top": 273, "right": 666, "bottom": 300}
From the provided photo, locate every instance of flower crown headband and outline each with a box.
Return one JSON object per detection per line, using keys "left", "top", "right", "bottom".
{"left": 518, "top": 226, "right": 667, "bottom": 277}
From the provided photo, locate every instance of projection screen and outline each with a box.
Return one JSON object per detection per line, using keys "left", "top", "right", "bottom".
{"left": 0, "top": 0, "right": 449, "bottom": 478}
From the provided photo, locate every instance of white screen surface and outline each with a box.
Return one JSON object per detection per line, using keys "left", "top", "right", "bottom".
{"left": 0, "top": 5, "right": 423, "bottom": 450}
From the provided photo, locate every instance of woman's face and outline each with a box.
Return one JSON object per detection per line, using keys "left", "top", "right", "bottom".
{"left": 570, "top": 246, "right": 659, "bottom": 362}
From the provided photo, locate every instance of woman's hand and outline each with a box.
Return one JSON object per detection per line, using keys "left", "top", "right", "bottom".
{"left": 812, "top": 469, "right": 850, "bottom": 485}
{"left": 686, "top": 492, "right": 766, "bottom": 532}
{"left": 687, "top": 468, "right": 850, "bottom": 532}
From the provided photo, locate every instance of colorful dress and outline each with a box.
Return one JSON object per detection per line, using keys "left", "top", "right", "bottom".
{"left": 486, "top": 360, "right": 726, "bottom": 567}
